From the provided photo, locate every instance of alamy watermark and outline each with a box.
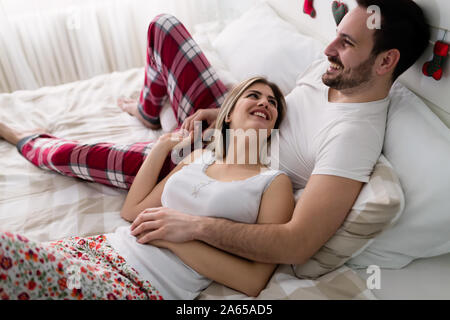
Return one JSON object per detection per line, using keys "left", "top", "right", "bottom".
{"left": 367, "top": 5, "right": 381, "bottom": 30}
{"left": 67, "top": 265, "right": 82, "bottom": 290}
{"left": 366, "top": 265, "right": 381, "bottom": 290}
{"left": 169, "top": 121, "right": 280, "bottom": 170}
{"left": 66, "top": 6, "right": 81, "bottom": 30}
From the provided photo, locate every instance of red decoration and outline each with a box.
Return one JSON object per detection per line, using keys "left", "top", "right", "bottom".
{"left": 303, "top": 0, "right": 316, "bottom": 18}
{"left": 422, "top": 41, "right": 449, "bottom": 81}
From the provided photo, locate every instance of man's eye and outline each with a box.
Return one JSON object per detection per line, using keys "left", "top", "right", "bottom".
{"left": 344, "top": 40, "right": 353, "bottom": 47}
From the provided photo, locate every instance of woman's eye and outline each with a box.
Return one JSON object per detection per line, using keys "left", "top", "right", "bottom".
{"left": 248, "top": 93, "right": 258, "bottom": 98}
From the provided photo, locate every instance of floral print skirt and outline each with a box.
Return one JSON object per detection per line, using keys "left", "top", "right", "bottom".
{"left": 0, "top": 231, "right": 163, "bottom": 300}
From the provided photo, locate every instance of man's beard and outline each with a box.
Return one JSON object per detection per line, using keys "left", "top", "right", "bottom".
{"left": 322, "top": 54, "right": 377, "bottom": 90}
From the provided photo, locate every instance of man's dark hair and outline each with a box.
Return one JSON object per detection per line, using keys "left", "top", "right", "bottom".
{"left": 357, "top": 0, "right": 430, "bottom": 81}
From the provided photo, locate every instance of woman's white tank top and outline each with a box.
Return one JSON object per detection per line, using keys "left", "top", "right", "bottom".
{"left": 106, "top": 150, "right": 285, "bottom": 299}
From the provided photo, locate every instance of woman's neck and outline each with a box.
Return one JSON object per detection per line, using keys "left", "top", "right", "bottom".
{"left": 223, "top": 134, "right": 264, "bottom": 167}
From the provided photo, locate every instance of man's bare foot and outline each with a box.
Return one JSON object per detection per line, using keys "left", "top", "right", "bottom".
{"left": 117, "top": 97, "right": 139, "bottom": 116}
{"left": 117, "top": 97, "right": 161, "bottom": 130}
{"left": 0, "top": 122, "right": 47, "bottom": 145}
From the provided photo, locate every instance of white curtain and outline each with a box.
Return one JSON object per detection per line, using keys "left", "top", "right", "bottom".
{"left": 0, "top": 0, "right": 262, "bottom": 93}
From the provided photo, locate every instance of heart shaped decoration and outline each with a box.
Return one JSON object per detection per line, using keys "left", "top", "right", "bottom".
{"left": 332, "top": 1, "right": 348, "bottom": 26}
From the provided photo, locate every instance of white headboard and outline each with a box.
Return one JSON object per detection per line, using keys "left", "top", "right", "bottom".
{"left": 266, "top": 0, "right": 450, "bottom": 128}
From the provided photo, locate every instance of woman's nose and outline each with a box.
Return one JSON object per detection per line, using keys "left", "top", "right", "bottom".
{"left": 258, "top": 98, "right": 269, "bottom": 108}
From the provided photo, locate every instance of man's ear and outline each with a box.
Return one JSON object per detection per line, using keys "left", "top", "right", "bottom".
{"left": 376, "top": 49, "right": 400, "bottom": 76}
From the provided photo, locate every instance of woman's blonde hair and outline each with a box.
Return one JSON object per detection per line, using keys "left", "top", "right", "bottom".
{"left": 212, "top": 76, "right": 286, "bottom": 160}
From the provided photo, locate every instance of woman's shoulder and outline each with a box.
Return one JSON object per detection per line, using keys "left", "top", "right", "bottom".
{"left": 259, "top": 168, "right": 292, "bottom": 192}
{"left": 259, "top": 166, "right": 287, "bottom": 177}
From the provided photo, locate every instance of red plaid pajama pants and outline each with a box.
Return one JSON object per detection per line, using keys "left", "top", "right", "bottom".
{"left": 16, "top": 14, "right": 228, "bottom": 190}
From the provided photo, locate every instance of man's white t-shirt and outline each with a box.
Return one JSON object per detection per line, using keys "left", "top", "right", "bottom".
{"left": 272, "top": 58, "right": 390, "bottom": 191}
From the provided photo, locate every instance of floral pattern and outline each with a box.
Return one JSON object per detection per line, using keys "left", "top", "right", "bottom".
{"left": 0, "top": 232, "right": 163, "bottom": 300}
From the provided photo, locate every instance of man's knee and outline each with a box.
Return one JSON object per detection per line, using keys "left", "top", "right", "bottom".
{"left": 148, "top": 14, "right": 182, "bottom": 36}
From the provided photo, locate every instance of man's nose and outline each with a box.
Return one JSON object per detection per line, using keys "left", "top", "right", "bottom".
{"left": 324, "top": 37, "right": 340, "bottom": 57}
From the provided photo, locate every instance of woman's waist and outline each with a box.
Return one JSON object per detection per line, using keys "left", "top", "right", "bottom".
{"left": 106, "top": 226, "right": 211, "bottom": 299}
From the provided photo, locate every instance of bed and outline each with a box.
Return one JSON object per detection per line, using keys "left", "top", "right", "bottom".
{"left": 1, "top": 0, "right": 449, "bottom": 300}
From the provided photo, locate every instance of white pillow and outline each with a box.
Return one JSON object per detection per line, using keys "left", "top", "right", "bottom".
{"left": 293, "top": 155, "right": 404, "bottom": 279}
{"left": 347, "top": 82, "right": 450, "bottom": 269}
{"left": 212, "top": 2, "right": 324, "bottom": 95}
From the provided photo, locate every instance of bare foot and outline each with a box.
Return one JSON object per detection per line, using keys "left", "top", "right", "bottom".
{"left": 117, "top": 97, "right": 161, "bottom": 130}
{"left": 117, "top": 97, "right": 139, "bottom": 116}
{"left": 0, "top": 122, "right": 47, "bottom": 145}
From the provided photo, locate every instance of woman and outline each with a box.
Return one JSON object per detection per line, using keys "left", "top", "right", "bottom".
{"left": 0, "top": 77, "right": 295, "bottom": 300}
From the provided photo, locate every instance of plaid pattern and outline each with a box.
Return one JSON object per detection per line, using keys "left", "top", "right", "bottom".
{"left": 17, "top": 134, "right": 171, "bottom": 189}
{"left": 17, "top": 14, "right": 228, "bottom": 189}
{"left": 138, "top": 14, "right": 228, "bottom": 126}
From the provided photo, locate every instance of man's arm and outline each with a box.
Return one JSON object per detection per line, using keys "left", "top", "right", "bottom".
{"left": 133, "top": 174, "right": 363, "bottom": 265}
{"left": 190, "top": 174, "right": 362, "bottom": 264}
{"left": 135, "top": 174, "right": 295, "bottom": 297}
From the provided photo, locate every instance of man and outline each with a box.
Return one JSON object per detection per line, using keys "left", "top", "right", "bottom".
{"left": 1, "top": 1, "right": 429, "bottom": 265}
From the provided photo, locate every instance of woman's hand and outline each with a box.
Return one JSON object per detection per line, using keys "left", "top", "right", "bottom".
{"left": 130, "top": 207, "right": 199, "bottom": 244}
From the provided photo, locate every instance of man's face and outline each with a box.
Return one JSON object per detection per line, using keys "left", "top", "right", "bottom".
{"left": 322, "top": 7, "right": 377, "bottom": 90}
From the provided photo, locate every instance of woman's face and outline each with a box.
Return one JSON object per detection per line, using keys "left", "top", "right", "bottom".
{"left": 227, "top": 83, "right": 278, "bottom": 133}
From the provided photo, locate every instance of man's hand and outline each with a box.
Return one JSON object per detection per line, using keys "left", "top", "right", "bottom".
{"left": 130, "top": 207, "right": 199, "bottom": 243}
{"left": 154, "top": 131, "right": 194, "bottom": 153}
{"left": 181, "top": 108, "right": 219, "bottom": 133}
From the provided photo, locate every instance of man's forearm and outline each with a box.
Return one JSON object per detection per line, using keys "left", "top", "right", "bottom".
{"left": 193, "top": 217, "right": 304, "bottom": 264}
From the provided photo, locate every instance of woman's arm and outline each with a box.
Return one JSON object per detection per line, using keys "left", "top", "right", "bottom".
{"left": 120, "top": 132, "right": 193, "bottom": 222}
{"left": 144, "top": 174, "right": 295, "bottom": 297}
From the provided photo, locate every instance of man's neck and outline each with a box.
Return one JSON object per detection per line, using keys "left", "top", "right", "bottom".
{"left": 328, "top": 81, "right": 391, "bottom": 104}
